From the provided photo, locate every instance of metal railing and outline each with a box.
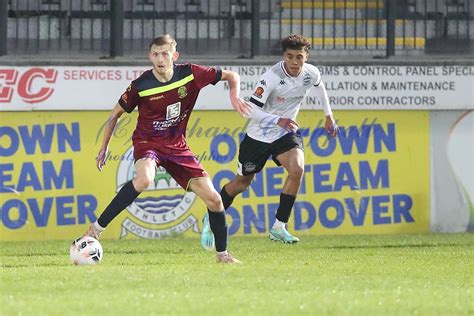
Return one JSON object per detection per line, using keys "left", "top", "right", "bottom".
{"left": 1, "top": 0, "right": 473, "bottom": 58}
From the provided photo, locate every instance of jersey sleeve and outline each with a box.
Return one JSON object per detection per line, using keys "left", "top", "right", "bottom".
{"left": 191, "top": 64, "right": 222, "bottom": 89}
{"left": 249, "top": 71, "right": 278, "bottom": 108}
{"left": 118, "top": 83, "right": 140, "bottom": 113}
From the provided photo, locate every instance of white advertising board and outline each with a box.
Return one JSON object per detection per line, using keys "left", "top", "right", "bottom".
{"left": 0, "top": 65, "right": 472, "bottom": 111}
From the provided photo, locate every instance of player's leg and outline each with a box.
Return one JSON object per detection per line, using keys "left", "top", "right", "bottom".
{"left": 162, "top": 152, "right": 240, "bottom": 263}
{"left": 84, "top": 157, "right": 156, "bottom": 239}
{"left": 219, "top": 134, "right": 270, "bottom": 210}
{"left": 201, "top": 135, "right": 270, "bottom": 250}
{"left": 270, "top": 145, "right": 305, "bottom": 244}
{"left": 219, "top": 174, "right": 254, "bottom": 210}
{"left": 189, "top": 177, "right": 241, "bottom": 263}
{"left": 201, "top": 175, "right": 253, "bottom": 250}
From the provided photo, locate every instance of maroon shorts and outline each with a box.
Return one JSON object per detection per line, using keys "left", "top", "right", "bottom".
{"left": 133, "top": 142, "right": 208, "bottom": 190}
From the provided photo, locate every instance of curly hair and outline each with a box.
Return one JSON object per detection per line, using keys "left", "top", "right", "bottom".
{"left": 281, "top": 34, "right": 311, "bottom": 53}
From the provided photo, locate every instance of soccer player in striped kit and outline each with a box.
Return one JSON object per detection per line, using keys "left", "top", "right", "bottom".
{"left": 85, "top": 34, "right": 250, "bottom": 264}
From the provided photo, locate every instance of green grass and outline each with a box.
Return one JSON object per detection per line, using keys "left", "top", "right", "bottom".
{"left": 1, "top": 234, "right": 473, "bottom": 315}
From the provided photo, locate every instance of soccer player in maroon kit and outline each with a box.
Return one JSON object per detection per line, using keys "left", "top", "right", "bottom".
{"left": 84, "top": 34, "right": 250, "bottom": 264}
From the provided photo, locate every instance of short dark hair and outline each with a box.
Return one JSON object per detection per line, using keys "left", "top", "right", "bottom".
{"left": 149, "top": 34, "right": 177, "bottom": 50}
{"left": 281, "top": 34, "right": 311, "bottom": 53}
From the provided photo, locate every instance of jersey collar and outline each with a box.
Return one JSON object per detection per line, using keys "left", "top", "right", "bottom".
{"left": 280, "top": 61, "right": 292, "bottom": 78}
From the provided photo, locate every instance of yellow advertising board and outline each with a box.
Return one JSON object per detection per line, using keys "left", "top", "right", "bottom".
{"left": 0, "top": 110, "right": 430, "bottom": 241}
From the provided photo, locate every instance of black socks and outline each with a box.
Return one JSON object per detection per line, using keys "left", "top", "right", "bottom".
{"left": 97, "top": 180, "right": 140, "bottom": 228}
{"left": 275, "top": 193, "right": 296, "bottom": 223}
{"left": 220, "top": 185, "right": 235, "bottom": 210}
{"left": 208, "top": 210, "right": 228, "bottom": 252}
{"left": 206, "top": 185, "right": 233, "bottom": 252}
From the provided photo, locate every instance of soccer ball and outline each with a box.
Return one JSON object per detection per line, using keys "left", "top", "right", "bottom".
{"left": 69, "top": 236, "right": 103, "bottom": 265}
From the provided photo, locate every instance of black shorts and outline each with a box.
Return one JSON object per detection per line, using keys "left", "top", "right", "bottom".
{"left": 238, "top": 132, "right": 304, "bottom": 175}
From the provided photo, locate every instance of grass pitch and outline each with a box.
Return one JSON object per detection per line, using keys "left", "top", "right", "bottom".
{"left": 1, "top": 234, "right": 473, "bottom": 315}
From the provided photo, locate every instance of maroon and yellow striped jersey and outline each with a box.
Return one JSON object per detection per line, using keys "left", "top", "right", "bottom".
{"left": 119, "top": 63, "right": 221, "bottom": 150}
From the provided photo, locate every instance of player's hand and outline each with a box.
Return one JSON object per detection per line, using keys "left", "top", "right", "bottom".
{"left": 96, "top": 148, "right": 108, "bottom": 171}
{"left": 277, "top": 118, "right": 299, "bottom": 132}
{"left": 230, "top": 95, "right": 252, "bottom": 117}
{"left": 325, "top": 115, "right": 339, "bottom": 138}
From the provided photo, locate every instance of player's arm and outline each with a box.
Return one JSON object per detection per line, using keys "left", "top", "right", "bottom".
{"left": 247, "top": 106, "right": 299, "bottom": 132}
{"left": 247, "top": 73, "right": 299, "bottom": 132}
{"left": 96, "top": 103, "right": 126, "bottom": 171}
{"left": 221, "top": 70, "right": 251, "bottom": 117}
{"left": 313, "top": 81, "right": 339, "bottom": 137}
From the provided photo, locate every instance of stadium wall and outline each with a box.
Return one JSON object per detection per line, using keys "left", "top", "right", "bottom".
{"left": 0, "top": 62, "right": 472, "bottom": 241}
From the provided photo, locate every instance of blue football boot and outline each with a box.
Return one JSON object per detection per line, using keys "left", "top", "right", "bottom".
{"left": 200, "top": 213, "right": 215, "bottom": 251}
{"left": 269, "top": 226, "right": 299, "bottom": 244}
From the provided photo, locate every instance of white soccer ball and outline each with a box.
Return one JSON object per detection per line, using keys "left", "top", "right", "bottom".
{"left": 69, "top": 236, "right": 103, "bottom": 265}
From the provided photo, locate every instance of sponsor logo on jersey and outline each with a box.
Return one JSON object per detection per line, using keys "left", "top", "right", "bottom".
{"left": 153, "top": 109, "right": 189, "bottom": 131}
{"left": 178, "top": 86, "right": 188, "bottom": 98}
{"left": 259, "top": 79, "right": 267, "bottom": 86}
{"left": 279, "top": 80, "right": 286, "bottom": 85}
{"left": 117, "top": 146, "right": 198, "bottom": 239}
{"left": 150, "top": 95, "right": 164, "bottom": 101}
{"left": 166, "top": 102, "right": 181, "bottom": 120}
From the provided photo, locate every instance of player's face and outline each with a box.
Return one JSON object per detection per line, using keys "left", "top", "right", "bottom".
{"left": 283, "top": 48, "right": 308, "bottom": 77}
{"left": 149, "top": 44, "right": 179, "bottom": 75}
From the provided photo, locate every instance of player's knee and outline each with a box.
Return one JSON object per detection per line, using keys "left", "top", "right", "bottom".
{"left": 238, "top": 176, "right": 253, "bottom": 189}
{"left": 206, "top": 191, "right": 223, "bottom": 211}
{"left": 133, "top": 175, "right": 153, "bottom": 192}
{"left": 288, "top": 165, "right": 304, "bottom": 180}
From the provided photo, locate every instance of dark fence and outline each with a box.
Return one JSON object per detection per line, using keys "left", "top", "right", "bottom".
{"left": 1, "top": 0, "right": 473, "bottom": 58}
